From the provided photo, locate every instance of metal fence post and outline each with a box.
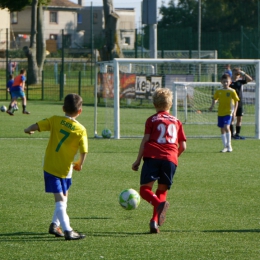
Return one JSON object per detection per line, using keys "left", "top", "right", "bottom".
{"left": 78, "top": 71, "right": 81, "bottom": 96}
{"left": 41, "top": 70, "right": 44, "bottom": 100}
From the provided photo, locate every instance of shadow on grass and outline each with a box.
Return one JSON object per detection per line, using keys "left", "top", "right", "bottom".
{"left": 71, "top": 216, "right": 112, "bottom": 220}
{"left": 163, "top": 229, "right": 260, "bottom": 233}
{"left": 2, "top": 229, "right": 259, "bottom": 241}
{"left": 0, "top": 230, "right": 150, "bottom": 241}
{"left": 0, "top": 232, "right": 64, "bottom": 242}
{"left": 202, "top": 229, "right": 260, "bottom": 233}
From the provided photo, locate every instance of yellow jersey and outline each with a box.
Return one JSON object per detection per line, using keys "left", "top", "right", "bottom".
{"left": 37, "top": 115, "right": 88, "bottom": 178}
{"left": 213, "top": 88, "right": 240, "bottom": 116}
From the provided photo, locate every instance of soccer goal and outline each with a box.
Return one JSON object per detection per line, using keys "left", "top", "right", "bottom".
{"left": 94, "top": 59, "right": 260, "bottom": 139}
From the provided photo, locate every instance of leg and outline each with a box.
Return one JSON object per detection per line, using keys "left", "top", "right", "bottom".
{"left": 21, "top": 96, "right": 30, "bottom": 114}
{"left": 230, "top": 116, "right": 235, "bottom": 137}
{"left": 7, "top": 97, "right": 17, "bottom": 115}
{"left": 235, "top": 116, "right": 245, "bottom": 139}
{"left": 52, "top": 192, "right": 72, "bottom": 233}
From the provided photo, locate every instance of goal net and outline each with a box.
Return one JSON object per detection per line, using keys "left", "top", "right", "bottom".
{"left": 94, "top": 59, "right": 260, "bottom": 139}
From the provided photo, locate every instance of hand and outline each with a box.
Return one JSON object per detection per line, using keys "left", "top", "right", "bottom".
{"left": 239, "top": 70, "right": 246, "bottom": 76}
{"left": 73, "top": 161, "right": 82, "bottom": 171}
{"left": 132, "top": 161, "right": 140, "bottom": 171}
{"left": 24, "top": 128, "right": 34, "bottom": 135}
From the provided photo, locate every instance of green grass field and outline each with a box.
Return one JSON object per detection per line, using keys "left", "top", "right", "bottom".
{"left": 1, "top": 101, "right": 260, "bottom": 260}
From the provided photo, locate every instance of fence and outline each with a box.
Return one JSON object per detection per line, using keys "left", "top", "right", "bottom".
{"left": 0, "top": 26, "right": 259, "bottom": 103}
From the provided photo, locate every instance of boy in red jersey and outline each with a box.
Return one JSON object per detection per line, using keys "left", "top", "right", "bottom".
{"left": 132, "top": 88, "right": 187, "bottom": 233}
{"left": 7, "top": 69, "right": 29, "bottom": 115}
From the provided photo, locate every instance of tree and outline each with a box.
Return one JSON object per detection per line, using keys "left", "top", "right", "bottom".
{"left": 0, "top": 0, "right": 50, "bottom": 84}
{"left": 158, "top": 0, "right": 258, "bottom": 32}
{"left": 101, "top": 0, "right": 123, "bottom": 61}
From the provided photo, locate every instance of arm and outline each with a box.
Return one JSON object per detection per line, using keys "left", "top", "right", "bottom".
{"left": 239, "top": 70, "right": 252, "bottom": 83}
{"left": 233, "top": 101, "right": 238, "bottom": 117}
{"left": 209, "top": 99, "right": 217, "bottom": 111}
{"left": 132, "top": 134, "right": 150, "bottom": 171}
{"left": 22, "top": 80, "right": 26, "bottom": 91}
{"left": 178, "top": 141, "right": 186, "bottom": 157}
{"left": 73, "top": 153, "right": 87, "bottom": 171}
{"left": 24, "top": 123, "right": 39, "bottom": 134}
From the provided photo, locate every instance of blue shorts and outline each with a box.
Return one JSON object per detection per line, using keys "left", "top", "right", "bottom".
{"left": 11, "top": 90, "right": 25, "bottom": 98}
{"left": 218, "top": 115, "right": 232, "bottom": 128}
{"left": 140, "top": 158, "right": 177, "bottom": 190}
{"left": 44, "top": 171, "right": 72, "bottom": 195}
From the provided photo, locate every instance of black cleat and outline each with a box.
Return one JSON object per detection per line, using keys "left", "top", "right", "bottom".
{"left": 49, "top": 223, "right": 64, "bottom": 237}
{"left": 157, "top": 201, "right": 169, "bottom": 226}
{"left": 64, "top": 230, "right": 86, "bottom": 240}
{"left": 150, "top": 220, "right": 160, "bottom": 233}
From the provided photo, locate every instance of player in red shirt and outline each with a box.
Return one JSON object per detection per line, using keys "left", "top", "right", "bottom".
{"left": 132, "top": 87, "right": 187, "bottom": 233}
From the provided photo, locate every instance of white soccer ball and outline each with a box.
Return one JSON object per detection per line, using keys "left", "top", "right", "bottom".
{"left": 102, "top": 128, "right": 112, "bottom": 138}
{"left": 119, "top": 188, "right": 141, "bottom": 210}
{"left": 1, "top": 105, "right": 7, "bottom": 112}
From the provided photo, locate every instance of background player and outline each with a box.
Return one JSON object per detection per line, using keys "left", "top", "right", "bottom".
{"left": 230, "top": 68, "right": 253, "bottom": 139}
{"left": 209, "top": 74, "right": 239, "bottom": 152}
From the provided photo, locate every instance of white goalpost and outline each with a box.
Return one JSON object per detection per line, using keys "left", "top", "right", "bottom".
{"left": 94, "top": 58, "right": 260, "bottom": 139}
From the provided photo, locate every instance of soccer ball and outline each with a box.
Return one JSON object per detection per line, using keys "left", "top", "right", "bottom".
{"left": 119, "top": 188, "right": 141, "bottom": 210}
{"left": 1, "top": 105, "right": 7, "bottom": 112}
{"left": 102, "top": 128, "right": 112, "bottom": 138}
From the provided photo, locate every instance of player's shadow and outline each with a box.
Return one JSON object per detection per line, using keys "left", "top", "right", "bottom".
{"left": 0, "top": 232, "right": 63, "bottom": 242}
{"left": 71, "top": 216, "right": 112, "bottom": 220}
{"left": 162, "top": 229, "right": 260, "bottom": 233}
{"left": 202, "top": 229, "right": 260, "bottom": 233}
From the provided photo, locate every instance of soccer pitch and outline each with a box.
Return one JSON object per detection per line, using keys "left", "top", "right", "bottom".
{"left": 0, "top": 101, "right": 259, "bottom": 259}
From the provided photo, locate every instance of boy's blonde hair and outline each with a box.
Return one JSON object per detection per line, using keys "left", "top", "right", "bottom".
{"left": 153, "top": 88, "right": 173, "bottom": 111}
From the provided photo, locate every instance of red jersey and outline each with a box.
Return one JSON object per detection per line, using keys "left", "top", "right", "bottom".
{"left": 143, "top": 111, "right": 186, "bottom": 166}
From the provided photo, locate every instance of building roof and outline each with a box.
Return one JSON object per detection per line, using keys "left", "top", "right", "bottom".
{"left": 48, "top": 0, "right": 81, "bottom": 8}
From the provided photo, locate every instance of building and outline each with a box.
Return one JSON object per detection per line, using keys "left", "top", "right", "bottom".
{"left": 77, "top": 5, "right": 136, "bottom": 49}
{"left": 10, "top": 0, "right": 136, "bottom": 52}
{"left": 10, "top": 0, "right": 81, "bottom": 50}
{"left": 0, "top": 8, "right": 10, "bottom": 51}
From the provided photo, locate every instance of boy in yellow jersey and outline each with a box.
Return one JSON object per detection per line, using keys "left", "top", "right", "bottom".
{"left": 24, "top": 93, "right": 88, "bottom": 240}
{"left": 209, "top": 74, "right": 239, "bottom": 153}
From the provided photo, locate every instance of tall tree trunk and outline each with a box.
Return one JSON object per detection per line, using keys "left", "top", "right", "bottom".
{"left": 101, "top": 0, "right": 123, "bottom": 61}
{"left": 23, "top": 0, "right": 39, "bottom": 85}
{"left": 36, "top": 3, "right": 46, "bottom": 80}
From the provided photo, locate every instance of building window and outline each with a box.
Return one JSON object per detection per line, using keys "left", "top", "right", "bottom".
{"left": 125, "top": 37, "right": 131, "bottom": 45}
{"left": 50, "top": 34, "right": 58, "bottom": 40}
{"left": 50, "top": 11, "right": 58, "bottom": 23}
{"left": 93, "top": 13, "right": 98, "bottom": 24}
{"left": 11, "top": 12, "right": 18, "bottom": 24}
{"left": 77, "top": 13, "right": 82, "bottom": 24}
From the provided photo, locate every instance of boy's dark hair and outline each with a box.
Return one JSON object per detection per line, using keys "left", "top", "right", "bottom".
{"left": 221, "top": 74, "right": 231, "bottom": 80}
{"left": 63, "top": 93, "right": 83, "bottom": 114}
{"left": 9, "top": 74, "right": 13, "bottom": 79}
{"left": 20, "top": 69, "right": 26, "bottom": 74}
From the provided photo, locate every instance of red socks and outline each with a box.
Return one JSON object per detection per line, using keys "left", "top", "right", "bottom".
{"left": 156, "top": 189, "right": 168, "bottom": 202}
{"left": 140, "top": 186, "right": 168, "bottom": 223}
{"left": 152, "top": 189, "right": 168, "bottom": 222}
{"left": 140, "top": 186, "right": 161, "bottom": 208}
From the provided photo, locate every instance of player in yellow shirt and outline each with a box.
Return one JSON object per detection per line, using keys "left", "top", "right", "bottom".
{"left": 24, "top": 93, "right": 88, "bottom": 240}
{"left": 209, "top": 74, "right": 239, "bottom": 153}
